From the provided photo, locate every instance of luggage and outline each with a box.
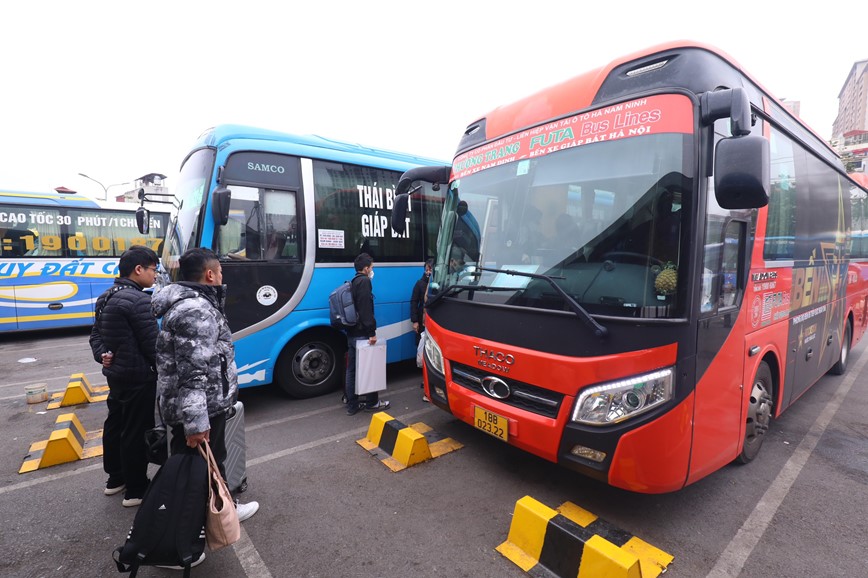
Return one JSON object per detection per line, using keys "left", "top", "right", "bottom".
{"left": 113, "top": 451, "right": 207, "bottom": 577}
{"left": 328, "top": 280, "right": 358, "bottom": 328}
{"left": 225, "top": 400, "right": 248, "bottom": 494}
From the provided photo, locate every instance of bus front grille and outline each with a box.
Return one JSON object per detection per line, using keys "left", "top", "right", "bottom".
{"left": 450, "top": 362, "right": 563, "bottom": 419}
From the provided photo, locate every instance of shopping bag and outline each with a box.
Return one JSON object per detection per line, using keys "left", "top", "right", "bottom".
{"left": 416, "top": 331, "right": 427, "bottom": 368}
{"left": 355, "top": 341, "right": 387, "bottom": 395}
{"left": 197, "top": 442, "right": 240, "bottom": 551}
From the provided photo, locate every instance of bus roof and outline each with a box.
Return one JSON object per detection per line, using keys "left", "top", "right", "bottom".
{"left": 464, "top": 40, "right": 839, "bottom": 166}
{"left": 190, "top": 124, "right": 447, "bottom": 171}
{"left": 0, "top": 189, "right": 101, "bottom": 208}
{"left": 0, "top": 189, "right": 171, "bottom": 214}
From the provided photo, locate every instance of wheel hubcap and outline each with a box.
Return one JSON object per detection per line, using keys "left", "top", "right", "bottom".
{"left": 293, "top": 344, "right": 333, "bottom": 385}
{"left": 745, "top": 381, "right": 772, "bottom": 440}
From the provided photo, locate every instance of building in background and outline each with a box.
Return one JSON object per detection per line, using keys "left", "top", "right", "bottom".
{"left": 833, "top": 59, "right": 868, "bottom": 173}
{"left": 119, "top": 173, "right": 169, "bottom": 204}
{"left": 833, "top": 59, "right": 868, "bottom": 137}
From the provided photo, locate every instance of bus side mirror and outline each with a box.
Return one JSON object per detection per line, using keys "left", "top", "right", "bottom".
{"left": 135, "top": 207, "right": 151, "bottom": 235}
{"left": 391, "top": 193, "right": 410, "bottom": 234}
{"left": 212, "top": 186, "right": 231, "bottom": 226}
{"left": 391, "top": 164, "right": 452, "bottom": 235}
{"left": 714, "top": 134, "right": 770, "bottom": 209}
{"left": 395, "top": 165, "right": 452, "bottom": 196}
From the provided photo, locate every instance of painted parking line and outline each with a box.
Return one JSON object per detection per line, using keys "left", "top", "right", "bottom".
{"left": 706, "top": 347, "right": 867, "bottom": 578}
{"left": 2, "top": 395, "right": 438, "bottom": 577}
{"left": 0, "top": 370, "right": 104, "bottom": 392}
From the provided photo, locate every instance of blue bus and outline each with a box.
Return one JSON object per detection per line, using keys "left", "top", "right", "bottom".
{"left": 155, "top": 125, "right": 445, "bottom": 397}
{"left": 0, "top": 190, "right": 170, "bottom": 332}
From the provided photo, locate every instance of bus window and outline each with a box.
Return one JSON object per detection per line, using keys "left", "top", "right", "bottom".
{"left": 23, "top": 209, "right": 62, "bottom": 257}
{"left": 764, "top": 128, "right": 800, "bottom": 260}
{"left": 218, "top": 186, "right": 298, "bottom": 261}
{"left": 720, "top": 221, "right": 745, "bottom": 308}
{"left": 262, "top": 189, "right": 299, "bottom": 260}
{"left": 313, "top": 160, "right": 421, "bottom": 263}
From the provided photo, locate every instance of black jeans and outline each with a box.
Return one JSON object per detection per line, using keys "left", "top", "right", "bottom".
{"left": 103, "top": 378, "right": 156, "bottom": 494}
{"left": 170, "top": 410, "right": 227, "bottom": 481}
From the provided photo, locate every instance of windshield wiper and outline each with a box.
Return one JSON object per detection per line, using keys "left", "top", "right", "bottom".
{"left": 426, "top": 281, "right": 524, "bottom": 309}
{"left": 476, "top": 266, "right": 608, "bottom": 338}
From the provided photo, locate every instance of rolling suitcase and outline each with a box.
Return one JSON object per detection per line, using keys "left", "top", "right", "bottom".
{"left": 224, "top": 400, "right": 249, "bottom": 494}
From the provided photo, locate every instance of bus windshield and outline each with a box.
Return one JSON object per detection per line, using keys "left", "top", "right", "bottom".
{"left": 433, "top": 107, "right": 694, "bottom": 319}
{"left": 163, "top": 148, "right": 214, "bottom": 265}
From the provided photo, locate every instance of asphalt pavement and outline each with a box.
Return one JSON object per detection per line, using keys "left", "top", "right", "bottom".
{"left": 0, "top": 327, "right": 866, "bottom": 577}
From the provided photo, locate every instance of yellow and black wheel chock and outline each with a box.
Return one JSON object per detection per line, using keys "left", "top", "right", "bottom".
{"left": 46, "top": 373, "right": 108, "bottom": 409}
{"left": 19, "top": 412, "right": 103, "bottom": 473}
{"left": 497, "top": 495, "right": 674, "bottom": 578}
{"left": 357, "top": 411, "right": 462, "bottom": 471}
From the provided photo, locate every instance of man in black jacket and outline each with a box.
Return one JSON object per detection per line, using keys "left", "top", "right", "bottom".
{"left": 410, "top": 258, "right": 433, "bottom": 338}
{"left": 345, "top": 253, "right": 391, "bottom": 416}
{"left": 410, "top": 259, "right": 433, "bottom": 402}
{"left": 89, "top": 246, "right": 160, "bottom": 506}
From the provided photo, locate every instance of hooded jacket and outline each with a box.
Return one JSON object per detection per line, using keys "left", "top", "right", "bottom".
{"left": 151, "top": 281, "right": 238, "bottom": 436}
{"left": 346, "top": 272, "right": 376, "bottom": 339}
{"left": 89, "top": 277, "right": 158, "bottom": 383}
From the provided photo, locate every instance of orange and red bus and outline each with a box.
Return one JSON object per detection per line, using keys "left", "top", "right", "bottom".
{"left": 392, "top": 41, "right": 868, "bottom": 493}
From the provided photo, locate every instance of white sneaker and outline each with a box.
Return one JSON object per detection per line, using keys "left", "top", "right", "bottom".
{"left": 236, "top": 500, "right": 259, "bottom": 522}
{"left": 156, "top": 552, "right": 206, "bottom": 570}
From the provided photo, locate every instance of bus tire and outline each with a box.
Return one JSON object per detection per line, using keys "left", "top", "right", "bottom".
{"left": 275, "top": 329, "right": 346, "bottom": 398}
{"left": 829, "top": 319, "right": 852, "bottom": 375}
{"left": 736, "top": 361, "right": 774, "bottom": 465}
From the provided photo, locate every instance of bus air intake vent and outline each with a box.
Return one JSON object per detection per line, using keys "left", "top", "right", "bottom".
{"left": 451, "top": 362, "right": 563, "bottom": 419}
{"left": 626, "top": 59, "right": 669, "bottom": 77}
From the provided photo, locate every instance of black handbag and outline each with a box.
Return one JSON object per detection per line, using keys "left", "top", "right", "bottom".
{"left": 144, "top": 425, "right": 168, "bottom": 466}
{"left": 144, "top": 396, "right": 168, "bottom": 465}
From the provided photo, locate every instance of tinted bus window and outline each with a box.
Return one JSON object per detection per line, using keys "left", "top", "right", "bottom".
{"left": 313, "top": 160, "right": 422, "bottom": 263}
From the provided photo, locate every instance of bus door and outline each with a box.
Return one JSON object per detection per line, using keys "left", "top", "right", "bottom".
{"left": 213, "top": 152, "right": 305, "bottom": 333}
{"left": 691, "top": 218, "right": 748, "bottom": 481}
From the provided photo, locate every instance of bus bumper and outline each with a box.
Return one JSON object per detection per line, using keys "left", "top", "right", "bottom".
{"left": 429, "top": 363, "right": 694, "bottom": 494}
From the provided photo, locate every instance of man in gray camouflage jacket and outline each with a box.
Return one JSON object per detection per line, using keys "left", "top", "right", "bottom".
{"left": 152, "top": 247, "right": 259, "bottom": 523}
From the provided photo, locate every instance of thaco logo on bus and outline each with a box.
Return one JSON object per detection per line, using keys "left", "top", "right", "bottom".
{"left": 473, "top": 346, "right": 515, "bottom": 373}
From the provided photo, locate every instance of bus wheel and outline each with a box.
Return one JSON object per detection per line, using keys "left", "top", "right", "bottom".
{"left": 736, "top": 361, "right": 773, "bottom": 464}
{"left": 275, "top": 330, "right": 345, "bottom": 398}
{"left": 830, "top": 320, "right": 852, "bottom": 375}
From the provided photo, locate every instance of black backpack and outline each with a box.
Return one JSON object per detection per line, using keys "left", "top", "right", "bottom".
{"left": 328, "top": 280, "right": 358, "bottom": 329}
{"left": 113, "top": 450, "right": 208, "bottom": 577}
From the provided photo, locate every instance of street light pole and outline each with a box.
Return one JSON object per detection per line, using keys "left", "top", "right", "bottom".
{"left": 78, "top": 173, "right": 107, "bottom": 200}
{"left": 78, "top": 173, "right": 130, "bottom": 202}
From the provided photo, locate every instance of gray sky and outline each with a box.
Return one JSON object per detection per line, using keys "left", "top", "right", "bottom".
{"left": 1, "top": 1, "right": 863, "bottom": 200}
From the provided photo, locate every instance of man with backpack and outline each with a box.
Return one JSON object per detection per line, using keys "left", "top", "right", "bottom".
{"left": 151, "top": 248, "right": 259, "bottom": 526}
{"left": 89, "top": 245, "right": 161, "bottom": 507}
{"left": 344, "top": 253, "right": 391, "bottom": 416}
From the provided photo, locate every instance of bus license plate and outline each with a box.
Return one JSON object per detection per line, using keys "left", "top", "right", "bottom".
{"left": 474, "top": 406, "right": 508, "bottom": 442}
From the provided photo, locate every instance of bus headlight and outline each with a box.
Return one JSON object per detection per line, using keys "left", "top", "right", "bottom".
{"left": 424, "top": 333, "right": 444, "bottom": 375}
{"left": 572, "top": 368, "right": 674, "bottom": 425}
